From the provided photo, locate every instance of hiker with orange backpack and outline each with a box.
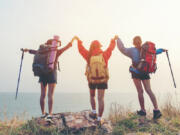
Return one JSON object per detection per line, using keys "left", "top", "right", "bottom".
{"left": 23, "top": 36, "right": 73, "bottom": 121}
{"left": 73, "top": 36, "right": 117, "bottom": 124}
{"left": 117, "top": 36, "right": 166, "bottom": 119}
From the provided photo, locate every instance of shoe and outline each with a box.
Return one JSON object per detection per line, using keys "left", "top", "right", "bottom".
{"left": 137, "top": 110, "right": 146, "bottom": 116}
{"left": 153, "top": 110, "right": 162, "bottom": 119}
{"left": 45, "top": 115, "right": 54, "bottom": 123}
{"left": 89, "top": 112, "right": 97, "bottom": 120}
{"left": 95, "top": 119, "right": 104, "bottom": 126}
{"left": 41, "top": 113, "right": 48, "bottom": 119}
{"left": 46, "top": 114, "right": 53, "bottom": 120}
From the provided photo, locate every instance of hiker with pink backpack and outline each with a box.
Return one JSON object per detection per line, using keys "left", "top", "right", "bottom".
{"left": 22, "top": 36, "right": 73, "bottom": 121}
{"left": 117, "top": 36, "right": 167, "bottom": 119}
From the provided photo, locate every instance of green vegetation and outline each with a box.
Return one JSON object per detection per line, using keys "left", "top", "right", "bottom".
{"left": 1, "top": 100, "right": 180, "bottom": 135}
{"left": 109, "top": 101, "right": 180, "bottom": 135}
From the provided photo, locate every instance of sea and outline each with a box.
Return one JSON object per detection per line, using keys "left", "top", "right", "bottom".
{"left": 0, "top": 92, "right": 179, "bottom": 120}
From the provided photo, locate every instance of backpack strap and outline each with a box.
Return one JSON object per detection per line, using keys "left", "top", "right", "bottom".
{"left": 57, "top": 61, "right": 60, "bottom": 72}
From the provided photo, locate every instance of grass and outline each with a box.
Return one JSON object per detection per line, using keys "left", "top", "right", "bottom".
{"left": 109, "top": 99, "right": 180, "bottom": 135}
{"left": 1, "top": 99, "right": 180, "bottom": 135}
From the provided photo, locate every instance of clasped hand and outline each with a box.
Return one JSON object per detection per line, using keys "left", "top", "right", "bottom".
{"left": 70, "top": 35, "right": 119, "bottom": 44}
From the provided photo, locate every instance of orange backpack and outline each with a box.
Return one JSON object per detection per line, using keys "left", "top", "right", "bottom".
{"left": 85, "top": 54, "right": 109, "bottom": 83}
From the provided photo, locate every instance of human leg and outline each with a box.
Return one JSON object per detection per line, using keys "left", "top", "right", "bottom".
{"left": 97, "top": 89, "right": 105, "bottom": 118}
{"left": 133, "top": 79, "right": 146, "bottom": 112}
{"left": 142, "top": 79, "right": 158, "bottom": 110}
{"left": 89, "top": 89, "right": 96, "bottom": 111}
{"left": 40, "top": 83, "right": 48, "bottom": 115}
{"left": 142, "top": 79, "right": 162, "bottom": 119}
{"left": 48, "top": 83, "right": 56, "bottom": 115}
{"left": 89, "top": 89, "right": 97, "bottom": 119}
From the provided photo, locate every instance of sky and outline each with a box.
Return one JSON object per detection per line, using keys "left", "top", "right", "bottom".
{"left": 0, "top": 0, "right": 180, "bottom": 94}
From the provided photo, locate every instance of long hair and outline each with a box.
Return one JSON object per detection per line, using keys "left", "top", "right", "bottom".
{"left": 133, "top": 36, "right": 142, "bottom": 49}
{"left": 87, "top": 40, "right": 102, "bottom": 64}
{"left": 46, "top": 39, "right": 53, "bottom": 45}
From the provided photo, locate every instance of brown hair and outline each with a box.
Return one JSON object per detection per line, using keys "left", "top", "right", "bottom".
{"left": 87, "top": 40, "right": 102, "bottom": 64}
{"left": 45, "top": 39, "right": 61, "bottom": 46}
{"left": 45, "top": 39, "right": 53, "bottom": 45}
{"left": 133, "top": 36, "right": 142, "bottom": 49}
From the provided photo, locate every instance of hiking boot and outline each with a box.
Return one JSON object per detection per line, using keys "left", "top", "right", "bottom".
{"left": 41, "top": 113, "right": 48, "bottom": 119}
{"left": 89, "top": 112, "right": 97, "bottom": 120}
{"left": 137, "top": 110, "right": 146, "bottom": 116}
{"left": 153, "top": 110, "right": 162, "bottom": 119}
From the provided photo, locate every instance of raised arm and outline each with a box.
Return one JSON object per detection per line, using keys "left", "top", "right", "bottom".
{"left": 103, "top": 37, "right": 116, "bottom": 60}
{"left": 117, "top": 38, "right": 132, "bottom": 58}
{"left": 56, "top": 42, "right": 72, "bottom": 57}
{"left": 77, "top": 40, "right": 89, "bottom": 61}
{"left": 71, "top": 36, "right": 89, "bottom": 61}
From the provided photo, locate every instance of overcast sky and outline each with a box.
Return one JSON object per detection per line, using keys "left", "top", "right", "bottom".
{"left": 0, "top": 0, "right": 179, "bottom": 94}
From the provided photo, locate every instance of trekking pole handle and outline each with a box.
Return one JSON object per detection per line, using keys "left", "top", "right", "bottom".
{"left": 164, "top": 49, "right": 168, "bottom": 52}
{"left": 21, "top": 48, "right": 25, "bottom": 52}
{"left": 21, "top": 48, "right": 30, "bottom": 53}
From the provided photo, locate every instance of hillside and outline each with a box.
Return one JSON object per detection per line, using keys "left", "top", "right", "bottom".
{"left": 0, "top": 101, "right": 180, "bottom": 135}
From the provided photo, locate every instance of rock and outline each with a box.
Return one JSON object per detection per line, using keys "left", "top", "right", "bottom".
{"left": 34, "top": 110, "right": 112, "bottom": 134}
{"left": 126, "top": 133, "right": 151, "bottom": 135}
{"left": 126, "top": 133, "right": 137, "bottom": 135}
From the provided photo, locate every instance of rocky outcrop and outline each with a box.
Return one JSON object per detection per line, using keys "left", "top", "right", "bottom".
{"left": 126, "top": 133, "right": 151, "bottom": 135}
{"left": 34, "top": 110, "right": 112, "bottom": 134}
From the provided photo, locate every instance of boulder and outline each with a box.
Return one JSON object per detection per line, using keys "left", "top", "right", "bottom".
{"left": 126, "top": 133, "right": 151, "bottom": 135}
{"left": 34, "top": 110, "right": 112, "bottom": 134}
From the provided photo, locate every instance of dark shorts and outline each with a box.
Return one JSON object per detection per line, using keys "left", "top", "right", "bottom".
{"left": 131, "top": 72, "right": 150, "bottom": 80}
{"left": 39, "top": 70, "right": 57, "bottom": 86}
{"left": 88, "top": 83, "right": 108, "bottom": 90}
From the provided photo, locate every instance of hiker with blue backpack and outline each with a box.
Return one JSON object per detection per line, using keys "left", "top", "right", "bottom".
{"left": 117, "top": 36, "right": 167, "bottom": 119}
{"left": 23, "top": 36, "right": 73, "bottom": 121}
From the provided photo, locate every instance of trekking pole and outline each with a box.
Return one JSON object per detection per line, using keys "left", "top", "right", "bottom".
{"left": 166, "top": 51, "right": 176, "bottom": 88}
{"left": 15, "top": 48, "right": 24, "bottom": 100}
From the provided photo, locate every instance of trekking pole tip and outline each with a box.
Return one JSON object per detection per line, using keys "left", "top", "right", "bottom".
{"left": 15, "top": 94, "right": 17, "bottom": 100}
